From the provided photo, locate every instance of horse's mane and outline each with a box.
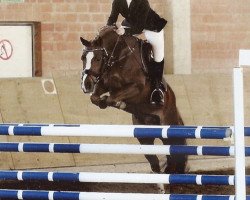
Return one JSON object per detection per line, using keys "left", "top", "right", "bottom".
{"left": 98, "top": 25, "right": 116, "bottom": 33}
{"left": 93, "top": 26, "right": 116, "bottom": 40}
{"left": 91, "top": 25, "right": 118, "bottom": 47}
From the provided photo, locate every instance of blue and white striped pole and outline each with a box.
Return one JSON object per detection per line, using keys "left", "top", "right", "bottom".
{"left": 1, "top": 171, "right": 250, "bottom": 186}
{"left": 4, "top": 123, "right": 250, "bottom": 137}
{"left": 0, "top": 125, "right": 232, "bottom": 139}
{"left": 0, "top": 190, "right": 248, "bottom": 200}
{"left": 0, "top": 142, "right": 249, "bottom": 156}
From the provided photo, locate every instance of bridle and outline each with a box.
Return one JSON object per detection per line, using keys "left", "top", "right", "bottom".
{"left": 81, "top": 33, "right": 136, "bottom": 86}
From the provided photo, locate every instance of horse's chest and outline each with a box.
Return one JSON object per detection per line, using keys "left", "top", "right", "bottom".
{"left": 105, "top": 65, "right": 131, "bottom": 83}
{"left": 105, "top": 73, "right": 124, "bottom": 89}
{"left": 104, "top": 67, "right": 142, "bottom": 91}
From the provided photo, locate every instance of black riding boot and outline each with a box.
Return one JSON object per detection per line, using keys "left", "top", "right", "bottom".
{"left": 150, "top": 60, "right": 165, "bottom": 105}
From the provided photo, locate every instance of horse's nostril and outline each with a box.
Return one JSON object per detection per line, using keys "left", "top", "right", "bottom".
{"left": 81, "top": 75, "right": 95, "bottom": 93}
{"left": 83, "top": 69, "right": 90, "bottom": 75}
{"left": 85, "top": 81, "right": 92, "bottom": 90}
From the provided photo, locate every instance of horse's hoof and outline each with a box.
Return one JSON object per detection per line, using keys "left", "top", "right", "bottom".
{"left": 119, "top": 102, "right": 126, "bottom": 109}
{"left": 156, "top": 183, "right": 166, "bottom": 194}
{"left": 116, "top": 101, "right": 126, "bottom": 109}
{"left": 98, "top": 96, "right": 108, "bottom": 109}
{"left": 99, "top": 100, "right": 108, "bottom": 109}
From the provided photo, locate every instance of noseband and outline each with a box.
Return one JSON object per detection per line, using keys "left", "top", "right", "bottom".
{"left": 82, "top": 47, "right": 108, "bottom": 72}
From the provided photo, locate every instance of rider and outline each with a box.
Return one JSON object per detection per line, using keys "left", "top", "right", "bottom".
{"left": 107, "top": 0, "right": 167, "bottom": 105}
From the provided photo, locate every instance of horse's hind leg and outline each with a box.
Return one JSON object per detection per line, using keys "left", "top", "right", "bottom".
{"left": 162, "top": 138, "right": 187, "bottom": 174}
{"left": 137, "top": 137, "right": 161, "bottom": 173}
{"left": 137, "top": 137, "right": 166, "bottom": 193}
{"left": 133, "top": 114, "right": 165, "bottom": 193}
{"left": 132, "top": 115, "right": 161, "bottom": 173}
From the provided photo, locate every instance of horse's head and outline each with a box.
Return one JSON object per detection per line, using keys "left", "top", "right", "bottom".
{"left": 80, "top": 26, "right": 119, "bottom": 93}
{"left": 80, "top": 37, "right": 107, "bottom": 93}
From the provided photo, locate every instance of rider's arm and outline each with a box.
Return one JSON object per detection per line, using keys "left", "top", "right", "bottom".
{"left": 107, "top": 0, "right": 119, "bottom": 26}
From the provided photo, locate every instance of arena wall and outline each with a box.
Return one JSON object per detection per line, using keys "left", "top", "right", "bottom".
{"left": 191, "top": 0, "right": 250, "bottom": 73}
{"left": 1, "top": 1, "right": 249, "bottom": 75}
{"left": 0, "top": 0, "right": 165, "bottom": 76}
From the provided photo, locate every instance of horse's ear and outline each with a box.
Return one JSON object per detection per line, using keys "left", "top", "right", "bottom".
{"left": 80, "top": 37, "right": 91, "bottom": 47}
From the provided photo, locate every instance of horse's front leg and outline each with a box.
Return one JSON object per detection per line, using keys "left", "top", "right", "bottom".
{"left": 162, "top": 138, "right": 187, "bottom": 174}
{"left": 104, "top": 83, "right": 143, "bottom": 109}
{"left": 90, "top": 80, "right": 109, "bottom": 109}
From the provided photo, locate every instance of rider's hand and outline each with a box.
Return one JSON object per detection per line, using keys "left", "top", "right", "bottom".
{"left": 116, "top": 26, "right": 125, "bottom": 35}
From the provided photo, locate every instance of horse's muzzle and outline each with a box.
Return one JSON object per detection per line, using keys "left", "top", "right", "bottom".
{"left": 81, "top": 72, "right": 94, "bottom": 93}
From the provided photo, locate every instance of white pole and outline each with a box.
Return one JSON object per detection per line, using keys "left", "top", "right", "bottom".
{"left": 233, "top": 67, "right": 246, "bottom": 200}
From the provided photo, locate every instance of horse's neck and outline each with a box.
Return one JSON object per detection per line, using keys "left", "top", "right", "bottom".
{"left": 105, "top": 36, "right": 138, "bottom": 59}
{"left": 123, "top": 36, "right": 139, "bottom": 47}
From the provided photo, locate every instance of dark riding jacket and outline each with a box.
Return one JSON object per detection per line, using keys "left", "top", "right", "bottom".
{"left": 107, "top": 0, "right": 167, "bottom": 35}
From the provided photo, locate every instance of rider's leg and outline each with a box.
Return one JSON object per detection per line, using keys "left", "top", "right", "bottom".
{"left": 144, "top": 29, "right": 165, "bottom": 105}
{"left": 150, "top": 59, "right": 165, "bottom": 104}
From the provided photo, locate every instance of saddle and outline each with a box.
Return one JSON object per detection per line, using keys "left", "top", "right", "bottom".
{"left": 124, "top": 36, "right": 155, "bottom": 77}
{"left": 120, "top": 20, "right": 153, "bottom": 76}
{"left": 140, "top": 40, "right": 154, "bottom": 76}
{"left": 121, "top": 35, "right": 154, "bottom": 77}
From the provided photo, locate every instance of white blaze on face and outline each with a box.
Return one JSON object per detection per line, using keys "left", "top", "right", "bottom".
{"left": 81, "top": 51, "right": 94, "bottom": 92}
{"left": 86, "top": 51, "right": 94, "bottom": 70}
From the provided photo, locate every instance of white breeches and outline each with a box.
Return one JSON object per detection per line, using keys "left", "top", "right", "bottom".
{"left": 126, "top": 0, "right": 132, "bottom": 7}
{"left": 144, "top": 29, "right": 164, "bottom": 62}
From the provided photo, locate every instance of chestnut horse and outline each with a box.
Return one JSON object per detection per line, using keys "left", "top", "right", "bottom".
{"left": 80, "top": 26, "right": 186, "bottom": 179}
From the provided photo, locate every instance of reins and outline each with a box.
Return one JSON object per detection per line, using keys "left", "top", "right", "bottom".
{"left": 106, "top": 35, "right": 137, "bottom": 68}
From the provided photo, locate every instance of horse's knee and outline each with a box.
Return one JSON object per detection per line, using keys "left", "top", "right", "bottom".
{"left": 90, "top": 95, "right": 97, "bottom": 104}
{"left": 90, "top": 95, "right": 107, "bottom": 109}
